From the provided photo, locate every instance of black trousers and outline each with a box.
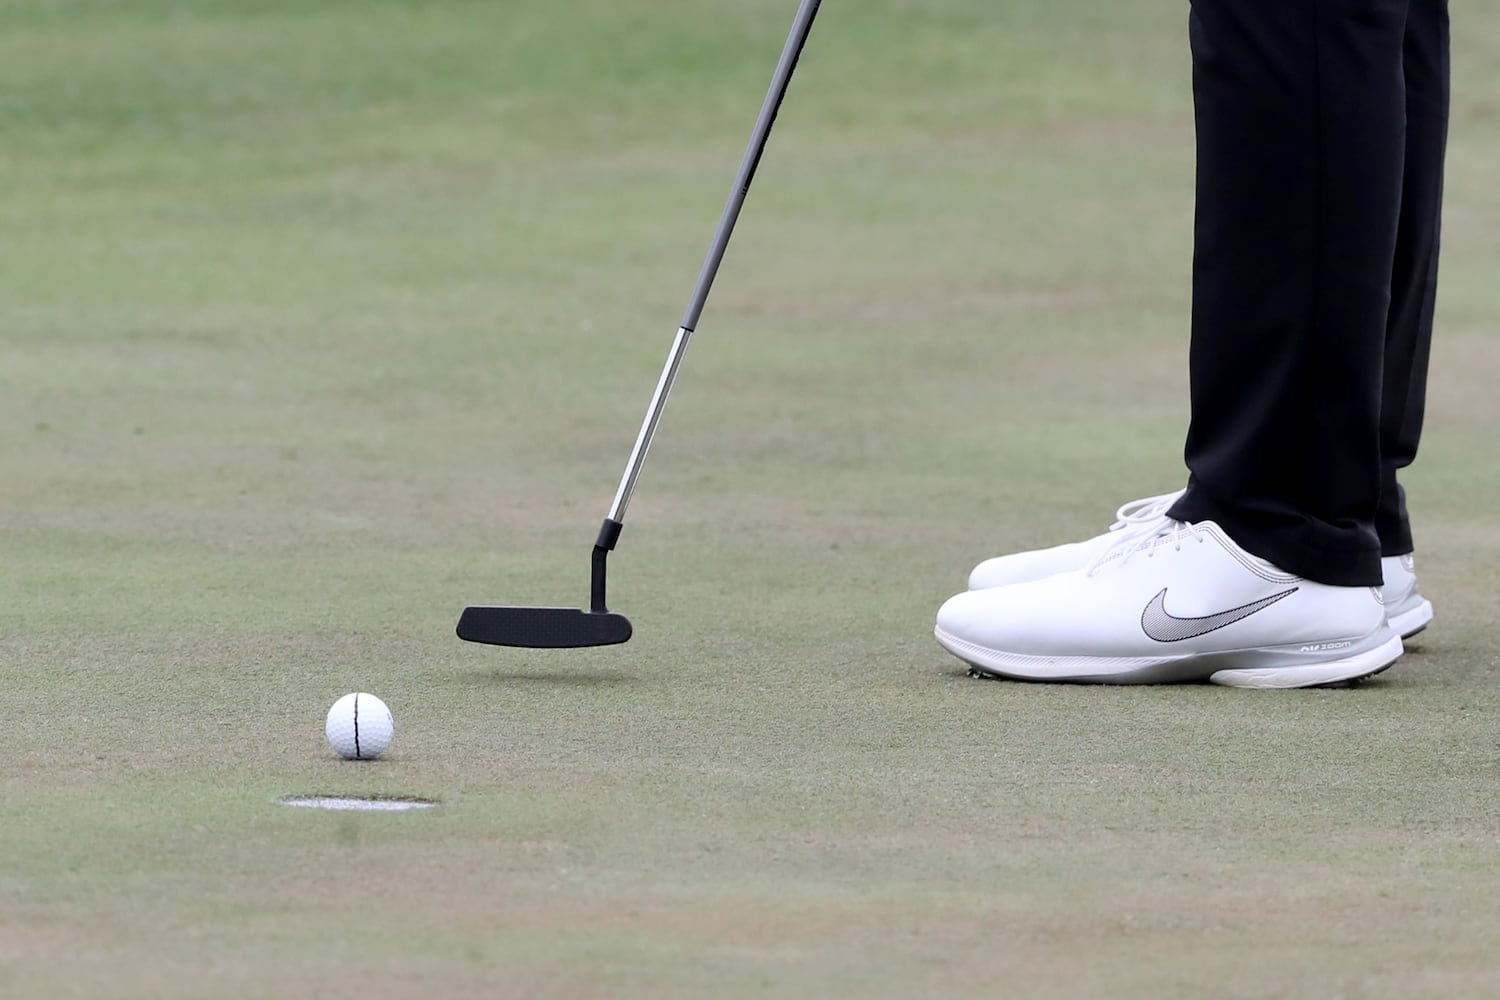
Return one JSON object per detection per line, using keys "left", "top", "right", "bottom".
{"left": 1166, "top": 0, "right": 1450, "bottom": 587}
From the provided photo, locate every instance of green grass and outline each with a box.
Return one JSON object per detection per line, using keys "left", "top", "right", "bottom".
{"left": 3, "top": 1, "right": 1500, "bottom": 997}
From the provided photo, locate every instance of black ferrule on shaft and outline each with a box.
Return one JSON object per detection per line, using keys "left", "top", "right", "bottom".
{"left": 595, "top": 518, "right": 624, "bottom": 551}
{"left": 590, "top": 519, "right": 624, "bottom": 613}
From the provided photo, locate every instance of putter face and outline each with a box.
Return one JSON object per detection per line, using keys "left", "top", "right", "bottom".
{"left": 457, "top": 605, "right": 633, "bottom": 649}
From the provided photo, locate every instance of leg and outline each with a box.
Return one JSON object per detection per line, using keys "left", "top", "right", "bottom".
{"left": 933, "top": 1, "right": 1415, "bottom": 686}
{"left": 1167, "top": 0, "right": 1410, "bottom": 587}
{"left": 1378, "top": 0, "right": 1449, "bottom": 557}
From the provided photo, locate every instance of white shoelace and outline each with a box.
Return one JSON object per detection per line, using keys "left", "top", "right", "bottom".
{"left": 1088, "top": 508, "right": 1206, "bottom": 576}
{"left": 1105, "top": 489, "right": 1186, "bottom": 534}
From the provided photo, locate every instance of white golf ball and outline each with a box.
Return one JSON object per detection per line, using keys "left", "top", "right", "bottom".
{"left": 325, "top": 692, "right": 394, "bottom": 760}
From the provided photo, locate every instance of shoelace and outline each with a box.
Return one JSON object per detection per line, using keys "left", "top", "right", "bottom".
{"left": 1087, "top": 510, "right": 1206, "bottom": 576}
{"left": 1106, "top": 489, "right": 1186, "bottom": 534}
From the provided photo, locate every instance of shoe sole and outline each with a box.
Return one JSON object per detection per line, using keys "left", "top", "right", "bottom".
{"left": 938, "top": 627, "right": 1404, "bottom": 689}
{"left": 1388, "top": 599, "right": 1434, "bottom": 640}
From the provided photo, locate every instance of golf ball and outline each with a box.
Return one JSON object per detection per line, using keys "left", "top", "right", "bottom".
{"left": 325, "top": 692, "right": 394, "bottom": 760}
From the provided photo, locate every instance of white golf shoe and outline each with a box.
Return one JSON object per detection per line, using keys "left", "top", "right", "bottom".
{"left": 967, "top": 490, "right": 1433, "bottom": 639}
{"left": 1381, "top": 552, "right": 1434, "bottom": 639}
{"left": 936, "top": 515, "right": 1404, "bottom": 688}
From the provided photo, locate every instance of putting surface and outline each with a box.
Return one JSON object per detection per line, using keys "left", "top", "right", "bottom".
{"left": 4, "top": 1, "right": 1500, "bottom": 996}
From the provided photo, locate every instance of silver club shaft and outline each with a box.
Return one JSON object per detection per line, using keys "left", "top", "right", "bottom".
{"left": 601, "top": 0, "right": 820, "bottom": 528}
{"left": 608, "top": 326, "right": 691, "bottom": 523}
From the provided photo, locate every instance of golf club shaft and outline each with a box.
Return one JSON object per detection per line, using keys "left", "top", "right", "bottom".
{"left": 605, "top": 0, "right": 821, "bottom": 527}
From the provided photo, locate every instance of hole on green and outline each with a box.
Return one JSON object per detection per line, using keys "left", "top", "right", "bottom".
{"left": 277, "top": 795, "right": 438, "bottom": 812}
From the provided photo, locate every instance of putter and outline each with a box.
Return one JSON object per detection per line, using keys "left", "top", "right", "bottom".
{"left": 457, "top": 0, "right": 822, "bottom": 649}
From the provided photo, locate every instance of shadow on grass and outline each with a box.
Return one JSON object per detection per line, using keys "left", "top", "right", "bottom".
{"left": 453, "top": 670, "right": 638, "bottom": 688}
{"left": 944, "top": 666, "right": 1401, "bottom": 691}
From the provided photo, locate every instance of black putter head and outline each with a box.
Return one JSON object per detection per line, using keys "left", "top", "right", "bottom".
{"left": 456, "top": 605, "right": 632, "bottom": 649}
{"left": 457, "top": 519, "right": 632, "bottom": 650}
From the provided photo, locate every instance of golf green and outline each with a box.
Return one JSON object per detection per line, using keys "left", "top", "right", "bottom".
{"left": 3, "top": 1, "right": 1498, "bottom": 996}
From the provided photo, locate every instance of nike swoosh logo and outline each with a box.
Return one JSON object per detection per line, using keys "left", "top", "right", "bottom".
{"left": 1140, "top": 587, "right": 1298, "bottom": 643}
